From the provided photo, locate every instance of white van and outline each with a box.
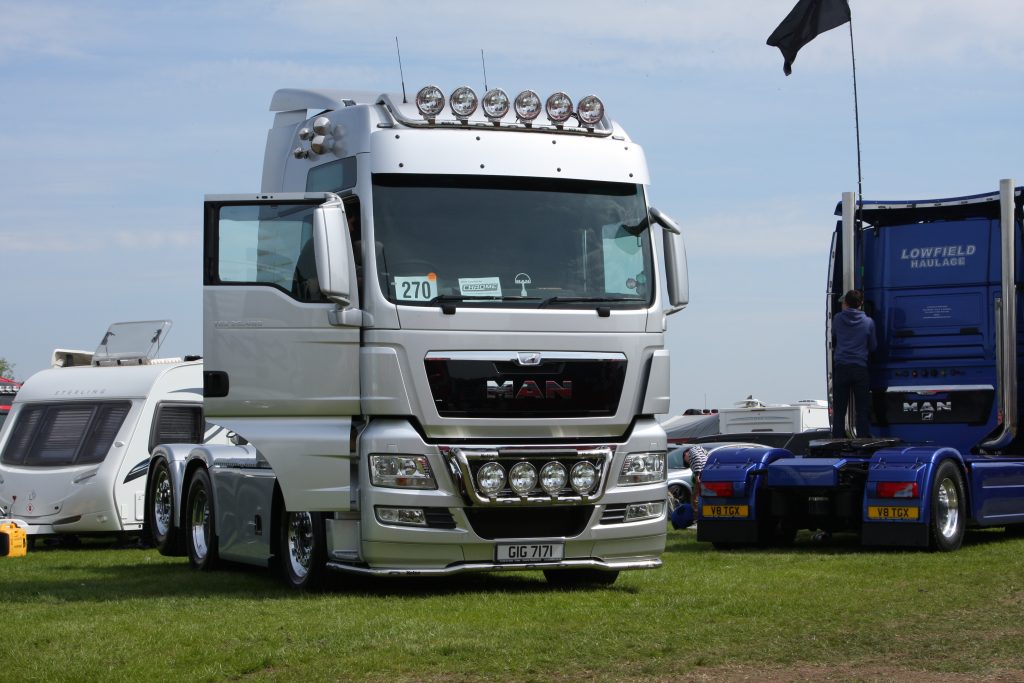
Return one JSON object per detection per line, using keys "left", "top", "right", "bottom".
{"left": 0, "top": 322, "right": 206, "bottom": 539}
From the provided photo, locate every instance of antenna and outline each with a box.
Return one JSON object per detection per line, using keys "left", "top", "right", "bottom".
{"left": 480, "top": 49, "right": 488, "bottom": 92}
{"left": 395, "top": 36, "right": 407, "bottom": 104}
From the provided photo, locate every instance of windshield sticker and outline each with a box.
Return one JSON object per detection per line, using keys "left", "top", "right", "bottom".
{"left": 514, "top": 273, "right": 532, "bottom": 296}
{"left": 458, "top": 277, "right": 501, "bottom": 297}
{"left": 395, "top": 274, "right": 437, "bottom": 301}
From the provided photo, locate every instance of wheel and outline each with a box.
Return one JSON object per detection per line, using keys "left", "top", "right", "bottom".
{"left": 185, "top": 469, "right": 220, "bottom": 570}
{"left": 147, "top": 459, "right": 181, "bottom": 556}
{"left": 279, "top": 510, "right": 328, "bottom": 590}
{"left": 928, "top": 461, "right": 966, "bottom": 552}
{"left": 667, "top": 484, "right": 690, "bottom": 511}
{"left": 543, "top": 569, "right": 618, "bottom": 588}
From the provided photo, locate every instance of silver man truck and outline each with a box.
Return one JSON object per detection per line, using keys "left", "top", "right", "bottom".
{"left": 146, "top": 85, "right": 689, "bottom": 588}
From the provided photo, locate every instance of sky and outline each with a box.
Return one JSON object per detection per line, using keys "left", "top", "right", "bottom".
{"left": 1, "top": 0, "right": 1022, "bottom": 416}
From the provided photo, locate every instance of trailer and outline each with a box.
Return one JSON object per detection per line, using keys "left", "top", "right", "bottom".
{"left": 145, "top": 84, "right": 690, "bottom": 587}
{"left": 698, "top": 180, "right": 1024, "bottom": 550}
{"left": 0, "top": 321, "right": 210, "bottom": 541}
{"left": 0, "top": 377, "right": 20, "bottom": 429}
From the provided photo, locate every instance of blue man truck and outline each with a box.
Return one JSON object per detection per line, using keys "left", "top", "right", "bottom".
{"left": 698, "top": 179, "right": 1024, "bottom": 550}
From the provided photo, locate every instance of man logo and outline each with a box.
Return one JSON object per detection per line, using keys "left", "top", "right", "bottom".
{"left": 903, "top": 400, "right": 951, "bottom": 421}
{"left": 487, "top": 380, "right": 572, "bottom": 400}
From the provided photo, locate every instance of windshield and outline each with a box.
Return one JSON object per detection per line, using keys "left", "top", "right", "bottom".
{"left": 371, "top": 175, "right": 654, "bottom": 307}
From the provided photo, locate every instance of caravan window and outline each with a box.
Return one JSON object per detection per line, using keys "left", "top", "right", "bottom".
{"left": 149, "top": 403, "right": 204, "bottom": 452}
{"left": 1, "top": 402, "right": 131, "bottom": 467}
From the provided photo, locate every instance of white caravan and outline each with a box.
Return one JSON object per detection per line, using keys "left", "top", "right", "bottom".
{"left": 717, "top": 397, "right": 830, "bottom": 434}
{"left": 0, "top": 322, "right": 206, "bottom": 539}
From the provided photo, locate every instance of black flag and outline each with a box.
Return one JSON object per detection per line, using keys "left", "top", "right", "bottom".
{"left": 767, "top": 0, "right": 851, "bottom": 75}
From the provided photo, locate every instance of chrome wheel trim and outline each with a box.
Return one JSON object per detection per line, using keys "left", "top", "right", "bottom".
{"left": 935, "top": 476, "right": 960, "bottom": 540}
{"left": 287, "top": 512, "right": 314, "bottom": 580}
{"left": 189, "top": 488, "right": 210, "bottom": 560}
{"left": 154, "top": 469, "right": 173, "bottom": 537}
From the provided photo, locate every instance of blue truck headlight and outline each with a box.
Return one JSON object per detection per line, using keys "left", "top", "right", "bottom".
{"left": 370, "top": 455, "right": 437, "bottom": 489}
{"left": 618, "top": 452, "right": 666, "bottom": 485}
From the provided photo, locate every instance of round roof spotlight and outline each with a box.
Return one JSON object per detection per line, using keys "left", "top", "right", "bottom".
{"left": 570, "top": 461, "right": 599, "bottom": 496}
{"left": 415, "top": 85, "right": 445, "bottom": 120}
{"left": 545, "top": 91, "right": 574, "bottom": 125}
{"left": 477, "top": 461, "right": 506, "bottom": 497}
{"left": 298, "top": 127, "right": 313, "bottom": 141}
{"left": 482, "top": 88, "right": 510, "bottom": 122}
{"left": 449, "top": 86, "right": 479, "bottom": 119}
{"left": 514, "top": 90, "right": 542, "bottom": 123}
{"left": 509, "top": 461, "right": 538, "bottom": 496}
{"left": 539, "top": 461, "right": 568, "bottom": 496}
{"left": 576, "top": 95, "right": 605, "bottom": 127}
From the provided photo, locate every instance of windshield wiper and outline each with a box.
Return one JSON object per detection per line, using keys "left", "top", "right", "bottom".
{"left": 539, "top": 296, "right": 645, "bottom": 308}
{"left": 429, "top": 294, "right": 543, "bottom": 314}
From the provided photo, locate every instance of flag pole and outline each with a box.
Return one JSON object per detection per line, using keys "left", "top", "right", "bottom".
{"left": 848, "top": 8, "right": 863, "bottom": 235}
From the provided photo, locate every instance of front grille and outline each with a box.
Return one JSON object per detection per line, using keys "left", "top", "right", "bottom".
{"left": 600, "top": 504, "right": 628, "bottom": 524}
{"left": 465, "top": 506, "right": 595, "bottom": 540}
{"left": 425, "top": 352, "right": 627, "bottom": 418}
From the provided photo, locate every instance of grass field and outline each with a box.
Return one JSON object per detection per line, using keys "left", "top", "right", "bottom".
{"left": 2, "top": 527, "right": 1023, "bottom": 682}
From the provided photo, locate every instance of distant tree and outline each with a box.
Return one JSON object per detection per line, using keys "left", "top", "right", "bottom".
{"left": 0, "top": 357, "right": 14, "bottom": 380}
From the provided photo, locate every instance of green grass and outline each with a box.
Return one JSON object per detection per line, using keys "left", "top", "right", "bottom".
{"left": 2, "top": 528, "right": 1023, "bottom": 682}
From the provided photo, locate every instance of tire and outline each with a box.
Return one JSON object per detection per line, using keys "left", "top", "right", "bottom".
{"left": 667, "top": 484, "right": 690, "bottom": 511}
{"left": 185, "top": 468, "right": 220, "bottom": 570}
{"left": 147, "top": 459, "right": 181, "bottom": 556}
{"left": 928, "top": 461, "right": 966, "bottom": 552}
{"left": 279, "top": 510, "right": 328, "bottom": 590}
{"left": 543, "top": 569, "right": 619, "bottom": 588}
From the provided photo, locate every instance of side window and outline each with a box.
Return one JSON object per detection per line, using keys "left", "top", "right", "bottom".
{"left": 0, "top": 402, "right": 131, "bottom": 467}
{"left": 213, "top": 203, "right": 327, "bottom": 302}
{"left": 149, "top": 403, "right": 204, "bottom": 452}
{"left": 306, "top": 157, "right": 357, "bottom": 193}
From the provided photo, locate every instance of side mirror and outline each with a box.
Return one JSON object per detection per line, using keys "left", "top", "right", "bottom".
{"left": 650, "top": 207, "right": 688, "bottom": 313}
{"left": 313, "top": 195, "right": 353, "bottom": 306}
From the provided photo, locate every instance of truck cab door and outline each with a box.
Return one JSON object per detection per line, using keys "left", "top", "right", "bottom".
{"left": 202, "top": 193, "right": 359, "bottom": 511}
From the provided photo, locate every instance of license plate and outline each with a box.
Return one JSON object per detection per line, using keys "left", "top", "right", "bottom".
{"left": 702, "top": 504, "right": 749, "bottom": 518}
{"left": 495, "top": 543, "right": 564, "bottom": 563}
{"left": 867, "top": 505, "right": 920, "bottom": 520}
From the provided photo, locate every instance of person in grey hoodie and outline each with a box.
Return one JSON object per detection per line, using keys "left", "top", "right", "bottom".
{"left": 832, "top": 289, "right": 877, "bottom": 438}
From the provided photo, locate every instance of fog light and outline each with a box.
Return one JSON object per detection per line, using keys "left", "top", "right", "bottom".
{"left": 477, "top": 461, "right": 506, "bottom": 496}
{"left": 482, "top": 88, "right": 510, "bottom": 121}
{"left": 376, "top": 507, "right": 427, "bottom": 527}
{"left": 514, "top": 90, "right": 542, "bottom": 122}
{"left": 449, "top": 86, "right": 478, "bottom": 119}
{"left": 624, "top": 501, "right": 664, "bottom": 522}
{"left": 545, "top": 91, "right": 573, "bottom": 124}
{"left": 540, "top": 461, "right": 567, "bottom": 496}
{"left": 576, "top": 95, "right": 604, "bottom": 126}
{"left": 509, "top": 461, "right": 537, "bottom": 496}
{"left": 570, "top": 461, "right": 598, "bottom": 495}
{"left": 416, "top": 85, "right": 445, "bottom": 119}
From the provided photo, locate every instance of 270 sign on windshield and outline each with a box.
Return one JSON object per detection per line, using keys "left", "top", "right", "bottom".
{"left": 394, "top": 275, "right": 436, "bottom": 301}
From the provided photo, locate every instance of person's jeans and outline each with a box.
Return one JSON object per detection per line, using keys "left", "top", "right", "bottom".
{"left": 832, "top": 362, "right": 872, "bottom": 438}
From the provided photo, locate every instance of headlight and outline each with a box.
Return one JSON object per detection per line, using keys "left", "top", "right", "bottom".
{"left": 369, "top": 455, "right": 437, "bottom": 489}
{"left": 545, "top": 91, "right": 573, "bottom": 124}
{"left": 570, "top": 461, "right": 598, "bottom": 495}
{"left": 539, "top": 461, "right": 567, "bottom": 496}
{"left": 477, "top": 461, "right": 506, "bottom": 496}
{"left": 482, "top": 88, "right": 510, "bottom": 120}
{"left": 449, "top": 86, "right": 478, "bottom": 119}
{"left": 514, "top": 90, "right": 542, "bottom": 122}
{"left": 618, "top": 452, "right": 666, "bottom": 485}
{"left": 415, "top": 85, "right": 445, "bottom": 119}
{"left": 375, "top": 507, "right": 427, "bottom": 527}
{"left": 576, "top": 95, "right": 604, "bottom": 126}
{"left": 509, "top": 461, "right": 537, "bottom": 496}
{"left": 625, "top": 501, "right": 664, "bottom": 522}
